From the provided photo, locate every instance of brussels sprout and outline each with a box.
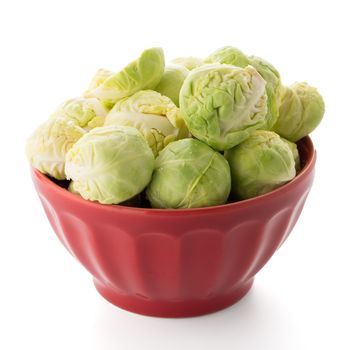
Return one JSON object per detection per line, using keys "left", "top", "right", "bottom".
{"left": 282, "top": 138, "right": 301, "bottom": 173}
{"left": 53, "top": 97, "right": 108, "bottom": 129}
{"left": 180, "top": 64, "right": 268, "bottom": 151}
{"left": 111, "top": 90, "right": 185, "bottom": 129}
{"left": 85, "top": 116, "right": 106, "bottom": 129}
{"left": 170, "top": 57, "right": 204, "bottom": 71}
{"left": 248, "top": 56, "right": 282, "bottom": 130}
{"left": 146, "top": 139, "right": 231, "bottom": 209}
{"left": 225, "top": 130, "right": 296, "bottom": 200}
{"left": 154, "top": 65, "right": 189, "bottom": 106}
{"left": 273, "top": 82, "right": 325, "bottom": 142}
{"left": 87, "top": 68, "right": 113, "bottom": 91}
{"left": 65, "top": 125, "right": 154, "bottom": 204}
{"left": 70, "top": 182, "right": 146, "bottom": 207}
{"left": 26, "top": 117, "right": 86, "bottom": 180}
{"left": 105, "top": 90, "right": 189, "bottom": 155}
{"left": 204, "top": 46, "right": 249, "bottom": 67}
{"left": 204, "top": 49, "right": 282, "bottom": 130}
{"left": 104, "top": 111, "right": 179, "bottom": 156}
{"left": 86, "top": 48, "right": 165, "bottom": 108}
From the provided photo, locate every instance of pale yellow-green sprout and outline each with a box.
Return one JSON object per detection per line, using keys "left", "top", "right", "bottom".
{"left": 204, "top": 47, "right": 282, "bottom": 131}
{"left": 204, "top": 46, "right": 249, "bottom": 67}
{"left": 273, "top": 82, "right": 325, "bottom": 142}
{"left": 111, "top": 90, "right": 186, "bottom": 129}
{"left": 180, "top": 64, "right": 268, "bottom": 151}
{"left": 53, "top": 97, "right": 108, "bottom": 130}
{"left": 105, "top": 111, "right": 179, "bottom": 157}
{"left": 26, "top": 117, "right": 86, "bottom": 180}
{"left": 65, "top": 125, "right": 154, "bottom": 204}
{"left": 85, "top": 48, "right": 165, "bottom": 108}
{"left": 225, "top": 130, "right": 297, "bottom": 200}
{"left": 155, "top": 65, "right": 189, "bottom": 106}
{"left": 248, "top": 56, "right": 283, "bottom": 130}
{"left": 147, "top": 139, "right": 231, "bottom": 209}
{"left": 87, "top": 68, "right": 113, "bottom": 91}
{"left": 105, "top": 90, "right": 189, "bottom": 155}
{"left": 282, "top": 138, "right": 301, "bottom": 173}
{"left": 170, "top": 56, "right": 204, "bottom": 71}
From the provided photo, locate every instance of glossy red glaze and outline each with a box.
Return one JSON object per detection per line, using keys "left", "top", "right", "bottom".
{"left": 31, "top": 137, "right": 316, "bottom": 317}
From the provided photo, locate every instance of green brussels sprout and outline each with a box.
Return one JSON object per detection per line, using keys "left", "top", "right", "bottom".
{"left": 26, "top": 117, "right": 86, "bottom": 180}
{"left": 86, "top": 48, "right": 165, "bottom": 109}
{"left": 53, "top": 97, "right": 108, "bottom": 130}
{"left": 154, "top": 65, "right": 189, "bottom": 106}
{"left": 104, "top": 111, "right": 180, "bottom": 156}
{"left": 204, "top": 49, "right": 282, "bottom": 130}
{"left": 180, "top": 64, "right": 268, "bottom": 151}
{"left": 65, "top": 125, "right": 154, "bottom": 204}
{"left": 105, "top": 90, "right": 189, "bottom": 155}
{"left": 282, "top": 138, "right": 301, "bottom": 173}
{"left": 170, "top": 56, "right": 204, "bottom": 71}
{"left": 248, "top": 56, "right": 282, "bottom": 130}
{"left": 273, "top": 82, "right": 325, "bottom": 142}
{"left": 225, "top": 130, "right": 297, "bottom": 200}
{"left": 111, "top": 90, "right": 185, "bottom": 129}
{"left": 204, "top": 46, "right": 249, "bottom": 67}
{"left": 86, "top": 68, "right": 113, "bottom": 91}
{"left": 146, "top": 139, "right": 231, "bottom": 209}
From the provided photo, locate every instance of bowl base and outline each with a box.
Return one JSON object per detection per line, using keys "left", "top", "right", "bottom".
{"left": 94, "top": 278, "right": 254, "bottom": 318}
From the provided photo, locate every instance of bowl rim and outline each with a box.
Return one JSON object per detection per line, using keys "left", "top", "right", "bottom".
{"left": 32, "top": 136, "right": 316, "bottom": 215}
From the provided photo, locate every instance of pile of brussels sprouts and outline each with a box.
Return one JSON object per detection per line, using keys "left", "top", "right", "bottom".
{"left": 26, "top": 46, "right": 324, "bottom": 209}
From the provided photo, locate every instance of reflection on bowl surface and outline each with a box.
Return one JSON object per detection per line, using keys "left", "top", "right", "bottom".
{"left": 32, "top": 137, "right": 316, "bottom": 317}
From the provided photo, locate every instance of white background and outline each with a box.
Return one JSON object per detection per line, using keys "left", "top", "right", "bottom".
{"left": 1, "top": 0, "right": 349, "bottom": 349}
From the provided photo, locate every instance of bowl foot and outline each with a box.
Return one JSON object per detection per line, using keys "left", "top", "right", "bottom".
{"left": 94, "top": 278, "right": 254, "bottom": 318}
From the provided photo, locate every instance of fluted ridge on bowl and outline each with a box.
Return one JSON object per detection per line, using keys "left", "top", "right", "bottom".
{"left": 37, "top": 183, "right": 313, "bottom": 300}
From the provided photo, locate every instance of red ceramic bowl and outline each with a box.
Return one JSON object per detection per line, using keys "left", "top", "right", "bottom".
{"left": 31, "top": 137, "right": 316, "bottom": 317}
